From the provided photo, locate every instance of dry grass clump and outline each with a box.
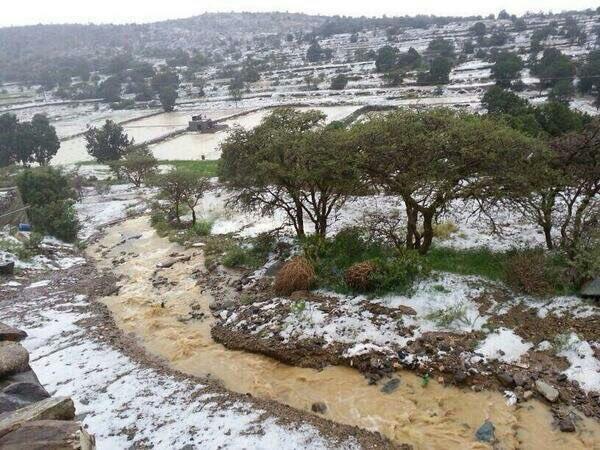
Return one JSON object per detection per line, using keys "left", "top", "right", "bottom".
{"left": 432, "top": 221, "right": 459, "bottom": 240}
{"left": 504, "top": 250, "right": 557, "bottom": 297}
{"left": 274, "top": 256, "right": 315, "bottom": 295}
{"left": 344, "top": 260, "right": 377, "bottom": 292}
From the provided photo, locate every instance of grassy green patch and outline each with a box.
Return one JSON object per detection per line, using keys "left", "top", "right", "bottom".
{"left": 75, "top": 159, "right": 220, "bottom": 178}
{"left": 160, "top": 160, "right": 219, "bottom": 177}
{"left": 302, "top": 228, "right": 430, "bottom": 296}
{"left": 426, "top": 247, "right": 507, "bottom": 281}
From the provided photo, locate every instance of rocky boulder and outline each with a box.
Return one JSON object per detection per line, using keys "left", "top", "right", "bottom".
{"left": 0, "top": 397, "right": 75, "bottom": 438}
{"left": 0, "top": 342, "right": 29, "bottom": 377}
{"left": 0, "top": 323, "right": 27, "bottom": 342}
{"left": 0, "top": 420, "right": 95, "bottom": 450}
{"left": 535, "top": 380, "right": 559, "bottom": 403}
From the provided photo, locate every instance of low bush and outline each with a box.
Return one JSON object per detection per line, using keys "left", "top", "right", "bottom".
{"left": 503, "top": 249, "right": 571, "bottom": 296}
{"left": 369, "top": 251, "right": 430, "bottom": 296}
{"left": 16, "top": 168, "right": 80, "bottom": 242}
{"left": 27, "top": 200, "right": 80, "bottom": 242}
{"left": 303, "top": 227, "right": 429, "bottom": 295}
{"left": 192, "top": 219, "right": 213, "bottom": 237}
{"left": 432, "top": 221, "right": 458, "bottom": 240}
{"left": 274, "top": 256, "right": 315, "bottom": 295}
{"left": 344, "top": 261, "right": 377, "bottom": 292}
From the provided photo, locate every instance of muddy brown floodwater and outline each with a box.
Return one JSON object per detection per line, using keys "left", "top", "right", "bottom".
{"left": 89, "top": 216, "right": 600, "bottom": 449}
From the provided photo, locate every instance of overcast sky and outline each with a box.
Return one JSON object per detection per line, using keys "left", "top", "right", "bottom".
{"left": 1, "top": 0, "right": 598, "bottom": 27}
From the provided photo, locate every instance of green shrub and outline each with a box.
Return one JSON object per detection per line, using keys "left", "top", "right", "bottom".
{"left": 302, "top": 227, "right": 428, "bottom": 295}
{"left": 192, "top": 219, "right": 213, "bottom": 237}
{"left": 150, "top": 207, "right": 171, "bottom": 237}
{"left": 16, "top": 168, "right": 80, "bottom": 242}
{"left": 369, "top": 251, "right": 430, "bottom": 296}
{"left": 28, "top": 200, "right": 80, "bottom": 242}
{"left": 503, "top": 248, "right": 572, "bottom": 297}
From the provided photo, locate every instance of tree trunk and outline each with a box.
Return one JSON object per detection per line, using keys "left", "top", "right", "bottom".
{"left": 191, "top": 207, "right": 197, "bottom": 226}
{"left": 175, "top": 202, "right": 181, "bottom": 224}
{"left": 419, "top": 210, "right": 434, "bottom": 255}
{"left": 293, "top": 201, "right": 305, "bottom": 238}
{"left": 404, "top": 202, "right": 421, "bottom": 250}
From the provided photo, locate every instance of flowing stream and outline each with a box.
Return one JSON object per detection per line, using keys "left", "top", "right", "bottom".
{"left": 88, "top": 216, "right": 600, "bottom": 449}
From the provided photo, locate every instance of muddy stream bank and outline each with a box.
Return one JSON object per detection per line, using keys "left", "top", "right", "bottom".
{"left": 88, "top": 216, "right": 600, "bottom": 449}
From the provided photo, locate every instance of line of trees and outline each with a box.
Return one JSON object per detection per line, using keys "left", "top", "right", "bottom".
{"left": 219, "top": 107, "right": 599, "bottom": 266}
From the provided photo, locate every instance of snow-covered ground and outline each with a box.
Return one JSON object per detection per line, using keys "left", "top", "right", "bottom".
{"left": 0, "top": 279, "right": 359, "bottom": 449}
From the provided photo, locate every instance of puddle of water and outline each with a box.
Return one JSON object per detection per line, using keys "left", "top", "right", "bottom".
{"left": 89, "top": 216, "right": 600, "bottom": 449}
{"left": 149, "top": 105, "right": 360, "bottom": 161}
{"left": 52, "top": 104, "right": 362, "bottom": 164}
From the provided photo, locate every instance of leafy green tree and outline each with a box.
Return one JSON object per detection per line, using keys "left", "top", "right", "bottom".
{"left": 0, "top": 113, "right": 18, "bottom": 167}
{"left": 534, "top": 101, "right": 590, "bottom": 137}
{"left": 470, "top": 22, "right": 486, "bottom": 38}
{"left": 482, "top": 86, "right": 530, "bottom": 115}
{"left": 96, "top": 76, "right": 122, "bottom": 102}
{"left": 375, "top": 46, "right": 398, "bottom": 72}
{"left": 152, "top": 168, "right": 210, "bottom": 225}
{"left": 84, "top": 120, "right": 133, "bottom": 162}
{"left": 532, "top": 48, "right": 575, "bottom": 90}
{"left": 158, "top": 86, "right": 178, "bottom": 112}
{"left": 354, "top": 109, "right": 544, "bottom": 254}
{"left": 16, "top": 167, "right": 80, "bottom": 242}
{"left": 219, "top": 108, "right": 361, "bottom": 237}
{"left": 383, "top": 70, "right": 403, "bottom": 87}
{"left": 498, "top": 9, "right": 510, "bottom": 20}
{"left": 0, "top": 113, "right": 59, "bottom": 166}
{"left": 513, "top": 18, "right": 527, "bottom": 32}
{"left": 491, "top": 52, "right": 523, "bottom": 88}
{"left": 228, "top": 75, "right": 244, "bottom": 102}
{"left": 463, "top": 40, "right": 475, "bottom": 55}
{"left": 151, "top": 68, "right": 179, "bottom": 93}
{"left": 427, "top": 38, "right": 455, "bottom": 59}
{"left": 397, "top": 47, "right": 421, "bottom": 70}
{"left": 500, "top": 119, "right": 600, "bottom": 254}
{"left": 418, "top": 57, "right": 452, "bottom": 85}
{"left": 29, "top": 114, "right": 60, "bottom": 165}
{"left": 578, "top": 50, "right": 600, "bottom": 96}
{"left": 548, "top": 79, "right": 575, "bottom": 103}
{"left": 306, "top": 41, "right": 332, "bottom": 63}
{"left": 330, "top": 74, "right": 348, "bottom": 90}
{"left": 109, "top": 146, "right": 158, "bottom": 187}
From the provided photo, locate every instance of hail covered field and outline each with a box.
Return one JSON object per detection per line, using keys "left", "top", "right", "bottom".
{"left": 1, "top": 8, "right": 600, "bottom": 450}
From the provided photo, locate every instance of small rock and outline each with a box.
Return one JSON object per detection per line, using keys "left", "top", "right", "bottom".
{"left": 0, "top": 262, "right": 14, "bottom": 275}
{"left": 475, "top": 421, "right": 495, "bottom": 443}
{"left": 535, "top": 380, "right": 559, "bottom": 403}
{"left": 381, "top": 378, "right": 401, "bottom": 394}
{"left": 513, "top": 372, "right": 529, "bottom": 387}
{"left": 523, "top": 390, "right": 534, "bottom": 400}
{"left": 558, "top": 417, "right": 576, "bottom": 433}
{"left": 3, "top": 382, "right": 50, "bottom": 403}
{"left": 0, "top": 323, "right": 27, "bottom": 342}
{"left": 0, "top": 342, "right": 29, "bottom": 377}
{"left": 311, "top": 402, "right": 327, "bottom": 414}
{"left": 454, "top": 370, "right": 467, "bottom": 384}
{"left": 497, "top": 371, "right": 515, "bottom": 387}
{"left": 557, "top": 373, "right": 567, "bottom": 382}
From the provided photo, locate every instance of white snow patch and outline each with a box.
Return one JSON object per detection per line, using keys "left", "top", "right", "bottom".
{"left": 558, "top": 334, "right": 600, "bottom": 393}
{"left": 476, "top": 328, "right": 532, "bottom": 364}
